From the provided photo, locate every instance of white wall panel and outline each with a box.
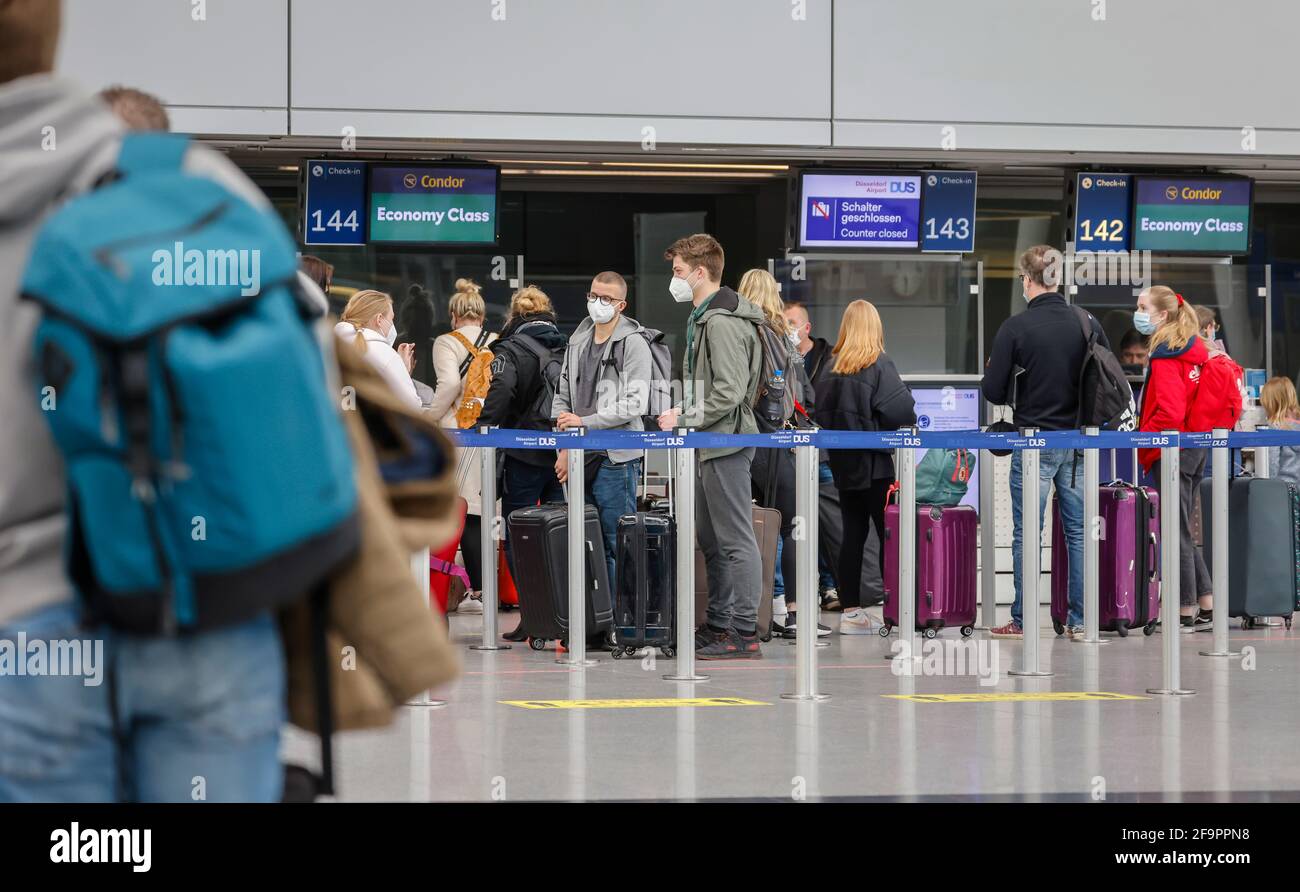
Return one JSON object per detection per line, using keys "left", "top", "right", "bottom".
{"left": 291, "top": 0, "right": 831, "bottom": 144}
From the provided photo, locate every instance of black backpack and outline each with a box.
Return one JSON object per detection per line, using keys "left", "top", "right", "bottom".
{"left": 1072, "top": 306, "right": 1137, "bottom": 431}
{"left": 512, "top": 332, "right": 565, "bottom": 430}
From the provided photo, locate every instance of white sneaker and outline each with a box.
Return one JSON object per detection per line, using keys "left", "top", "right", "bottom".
{"left": 839, "top": 608, "right": 883, "bottom": 635}
{"left": 459, "top": 592, "right": 484, "bottom": 615}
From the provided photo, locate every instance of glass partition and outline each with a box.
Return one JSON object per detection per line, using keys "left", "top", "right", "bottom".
{"left": 1072, "top": 261, "right": 1265, "bottom": 377}
{"left": 772, "top": 255, "right": 982, "bottom": 376}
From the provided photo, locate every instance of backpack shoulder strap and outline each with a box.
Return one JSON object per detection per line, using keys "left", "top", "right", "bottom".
{"left": 117, "top": 133, "right": 190, "bottom": 177}
{"left": 449, "top": 330, "right": 478, "bottom": 355}
{"left": 1071, "top": 305, "right": 1097, "bottom": 346}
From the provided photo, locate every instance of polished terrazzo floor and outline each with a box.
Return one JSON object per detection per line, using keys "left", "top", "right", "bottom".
{"left": 281, "top": 608, "right": 1300, "bottom": 802}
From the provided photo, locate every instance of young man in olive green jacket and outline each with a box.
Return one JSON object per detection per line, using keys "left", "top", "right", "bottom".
{"left": 658, "top": 234, "right": 764, "bottom": 659}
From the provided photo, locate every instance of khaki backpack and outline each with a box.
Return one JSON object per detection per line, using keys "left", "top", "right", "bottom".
{"left": 449, "top": 330, "right": 494, "bottom": 428}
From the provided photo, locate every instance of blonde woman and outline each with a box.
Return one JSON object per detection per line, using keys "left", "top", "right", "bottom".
{"left": 476, "top": 286, "right": 568, "bottom": 640}
{"left": 1134, "top": 286, "right": 1211, "bottom": 629}
{"left": 813, "top": 300, "right": 915, "bottom": 635}
{"left": 1262, "top": 377, "right": 1300, "bottom": 486}
{"left": 333, "top": 289, "right": 421, "bottom": 410}
{"left": 427, "top": 279, "right": 498, "bottom": 613}
{"left": 736, "top": 268, "right": 826, "bottom": 639}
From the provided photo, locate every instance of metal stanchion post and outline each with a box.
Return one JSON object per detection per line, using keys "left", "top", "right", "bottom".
{"left": 979, "top": 433, "right": 996, "bottom": 629}
{"left": 1201, "top": 428, "right": 1241, "bottom": 659}
{"left": 470, "top": 432, "right": 509, "bottom": 651}
{"left": 783, "top": 442, "right": 829, "bottom": 700}
{"left": 889, "top": 429, "right": 921, "bottom": 668}
{"left": 1080, "top": 427, "right": 1107, "bottom": 646}
{"left": 1148, "top": 432, "right": 1195, "bottom": 695}
{"left": 665, "top": 431, "right": 708, "bottom": 682}
{"left": 1255, "top": 425, "right": 1271, "bottom": 478}
{"left": 559, "top": 430, "right": 596, "bottom": 667}
{"left": 1010, "top": 428, "right": 1052, "bottom": 677}
{"left": 411, "top": 546, "right": 447, "bottom": 706}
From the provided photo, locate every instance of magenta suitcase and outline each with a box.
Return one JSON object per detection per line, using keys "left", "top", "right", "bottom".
{"left": 882, "top": 504, "right": 977, "bottom": 638}
{"left": 1050, "top": 483, "right": 1159, "bottom": 637}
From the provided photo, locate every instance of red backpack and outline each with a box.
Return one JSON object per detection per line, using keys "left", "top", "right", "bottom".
{"left": 1186, "top": 350, "right": 1245, "bottom": 432}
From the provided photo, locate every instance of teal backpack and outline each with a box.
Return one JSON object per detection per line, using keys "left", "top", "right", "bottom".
{"left": 915, "top": 448, "right": 975, "bottom": 506}
{"left": 21, "top": 133, "right": 359, "bottom": 635}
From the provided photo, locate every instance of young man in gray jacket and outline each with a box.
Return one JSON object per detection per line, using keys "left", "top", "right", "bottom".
{"left": 658, "top": 234, "right": 765, "bottom": 659}
{"left": 0, "top": 0, "right": 290, "bottom": 802}
{"left": 553, "top": 271, "right": 651, "bottom": 587}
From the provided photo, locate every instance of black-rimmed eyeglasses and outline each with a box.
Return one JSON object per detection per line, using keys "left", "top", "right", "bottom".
{"left": 586, "top": 293, "right": 621, "bottom": 307}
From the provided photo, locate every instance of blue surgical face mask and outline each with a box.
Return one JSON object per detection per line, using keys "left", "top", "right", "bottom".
{"left": 1133, "top": 310, "right": 1157, "bottom": 336}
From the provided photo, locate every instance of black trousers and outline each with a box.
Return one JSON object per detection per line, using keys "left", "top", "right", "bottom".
{"left": 752, "top": 448, "right": 797, "bottom": 604}
{"left": 836, "top": 482, "right": 891, "bottom": 610}
{"left": 462, "top": 513, "right": 483, "bottom": 592}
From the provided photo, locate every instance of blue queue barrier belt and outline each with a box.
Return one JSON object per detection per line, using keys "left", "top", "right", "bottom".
{"left": 447, "top": 428, "right": 1300, "bottom": 451}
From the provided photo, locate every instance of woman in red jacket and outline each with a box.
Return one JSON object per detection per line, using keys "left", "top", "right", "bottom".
{"left": 1135, "top": 285, "right": 1212, "bottom": 631}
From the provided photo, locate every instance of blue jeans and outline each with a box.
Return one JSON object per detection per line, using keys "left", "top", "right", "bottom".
{"left": 0, "top": 603, "right": 285, "bottom": 802}
{"left": 588, "top": 456, "right": 640, "bottom": 587}
{"left": 502, "top": 455, "right": 565, "bottom": 577}
{"left": 1011, "top": 449, "right": 1085, "bottom": 628}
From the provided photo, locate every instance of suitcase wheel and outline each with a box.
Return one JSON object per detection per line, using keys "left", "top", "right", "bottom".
{"left": 660, "top": 646, "right": 676, "bottom": 659}
{"left": 1241, "top": 617, "right": 1255, "bottom": 630}
{"left": 878, "top": 624, "right": 892, "bottom": 638}
{"left": 923, "top": 627, "right": 938, "bottom": 640}
{"left": 960, "top": 625, "right": 974, "bottom": 639}
{"left": 528, "top": 637, "right": 547, "bottom": 651}
{"left": 1143, "top": 621, "right": 1157, "bottom": 636}
{"left": 1052, "top": 620, "right": 1065, "bottom": 636}
{"left": 611, "top": 647, "right": 624, "bottom": 660}
{"left": 1115, "top": 622, "right": 1129, "bottom": 638}
{"left": 1287, "top": 617, "right": 1293, "bottom": 631}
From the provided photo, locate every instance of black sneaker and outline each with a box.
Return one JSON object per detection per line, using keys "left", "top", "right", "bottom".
{"left": 1192, "top": 608, "right": 1214, "bottom": 632}
{"left": 698, "top": 627, "right": 761, "bottom": 660}
{"left": 820, "top": 588, "right": 842, "bottom": 612}
{"left": 771, "top": 617, "right": 792, "bottom": 639}
{"left": 784, "top": 612, "right": 832, "bottom": 638}
{"left": 695, "top": 625, "right": 726, "bottom": 651}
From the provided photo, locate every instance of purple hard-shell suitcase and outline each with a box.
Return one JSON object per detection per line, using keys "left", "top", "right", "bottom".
{"left": 1050, "top": 483, "right": 1159, "bottom": 637}
{"left": 882, "top": 503, "right": 977, "bottom": 638}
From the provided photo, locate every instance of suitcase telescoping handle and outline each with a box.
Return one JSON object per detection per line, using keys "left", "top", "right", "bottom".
{"left": 641, "top": 447, "right": 674, "bottom": 515}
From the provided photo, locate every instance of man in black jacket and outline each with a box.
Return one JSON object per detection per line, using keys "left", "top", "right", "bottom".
{"left": 785, "top": 302, "right": 849, "bottom": 609}
{"left": 477, "top": 288, "right": 568, "bottom": 642}
{"left": 981, "top": 245, "right": 1108, "bottom": 641}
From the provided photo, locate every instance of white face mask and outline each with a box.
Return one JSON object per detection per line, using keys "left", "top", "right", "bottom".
{"left": 787, "top": 330, "right": 801, "bottom": 348}
{"left": 588, "top": 300, "right": 617, "bottom": 325}
{"left": 669, "top": 270, "right": 696, "bottom": 303}
{"left": 382, "top": 318, "right": 397, "bottom": 347}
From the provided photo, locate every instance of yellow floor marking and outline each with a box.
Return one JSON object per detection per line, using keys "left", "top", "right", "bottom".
{"left": 501, "top": 697, "right": 771, "bottom": 710}
{"left": 883, "top": 691, "right": 1149, "bottom": 703}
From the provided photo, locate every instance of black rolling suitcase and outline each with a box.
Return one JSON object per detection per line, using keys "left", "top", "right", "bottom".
{"left": 508, "top": 503, "right": 614, "bottom": 650}
{"left": 1200, "top": 476, "right": 1297, "bottom": 629}
{"left": 612, "top": 511, "right": 676, "bottom": 658}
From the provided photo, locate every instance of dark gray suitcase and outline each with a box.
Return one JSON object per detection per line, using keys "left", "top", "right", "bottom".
{"left": 1200, "top": 477, "right": 1296, "bottom": 629}
{"left": 508, "top": 503, "right": 615, "bottom": 649}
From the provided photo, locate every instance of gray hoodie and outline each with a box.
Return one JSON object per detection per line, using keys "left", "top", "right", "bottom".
{"left": 0, "top": 75, "right": 270, "bottom": 627}
{"left": 552, "top": 313, "right": 651, "bottom": 464}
